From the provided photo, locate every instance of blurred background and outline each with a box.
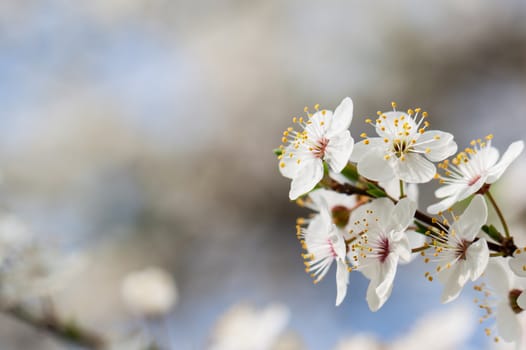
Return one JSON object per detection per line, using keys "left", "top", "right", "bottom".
{"left": 0, "top": 0, "right": 525, "bottom": 349}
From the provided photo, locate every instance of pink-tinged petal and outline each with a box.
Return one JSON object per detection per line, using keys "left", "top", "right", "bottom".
{"left": 487, "top": 141, "right": 524, "bottom": 183}
{"left": 390, "top": 198, "right": 417, "bottom": 231}
{"left": 327, "top": 97, "right": 353, "bottom": 138}
{"left": 496, "top": 302, "right": 520, "bottom": 342}
{"left": 350, "top": 138, "right": 384, "bottom": 162}
{"left": 414, "top": 130, "right": 458, "bottom": 162}
{"left": 325, "top": 131, "right": 354, "bottom": 173}
{"left": 335, "top": 260, "right": 350, "bottom": 306}
{"left": 450, "top": 195, "right": 488, "bottom": 240}
{"left": 438, "top": 262, "right": 470, "bottom": 303}
{"left": 396, "top": 153, "right": 436, "bottom": 184}
{"left": 357, "top": 148, "right": 395, "bottom": 182}
{"left": 485, "top": 259, "right": 511, "bottom": 296}
{"left": 289, "top": 159, "right": 324, "bottom": 200}
{"left": 509, "top": 253, "right": 526, "bottom": 278}
{"left": 465, "top": 238, "right": 489, "bottom": 281}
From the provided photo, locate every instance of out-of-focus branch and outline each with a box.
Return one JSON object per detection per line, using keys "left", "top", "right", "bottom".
{"left": 5, "top": 304, "right": 106, "bottom": 349}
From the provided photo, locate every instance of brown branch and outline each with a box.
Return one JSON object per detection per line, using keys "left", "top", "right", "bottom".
{"left": 5, "top": 304, "right": 106, "bottom": 349}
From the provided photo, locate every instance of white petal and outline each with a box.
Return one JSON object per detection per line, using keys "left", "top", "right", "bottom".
{"left": 305, "top": 110, "right": 332, "bottom": 139}
{"left": 427, "top": 195, "right": 460, "bottom": 214}
{"left": 465, "top": 238, "right": 489, "bottom": 281}
{"left": 350, "top": 138, "right": 384, "bottom": 162}
{"left": 278, "top": 145, "right": 304, "bottom": 179}
{"left": 518, "top": 291, "right": 526, "bottom": 310}
{"left": 414, "top": 130, "right": 457, "bottom": 162}
{"left": 496, "top": 302, "right": 521, "bottom": 342}
{"left": 289, "top": 159, "right": 324, "bottom": 200}
{"left": 393, "top": 235, "right": 411, "bottom": 263}
{"left": 366, "top": 277, "right": 382, "bottom": 312}
{"left": 439, "top": 262, "right": 470, "bottom": 303}
{"left": 325, "top": 131, "right": 354, "bottom": 173}
{"left": 450, "top": 195, "right": 488, "bottom": 240}
{"left": 487, "top": 141, "right": 524, "bottom": 183}
{"left": 327, "top": 97, "right": 353, "bottom": 138}
{"left": 404, "top": 230, "right": 426, "bottom": 263}
{"left": 375, "top": 254, "right": 398, "bottom": 302}
{"left": 435, "top": 184, "right": 465, "bottom": 199}
{"left": 364, "top": 198, "right": 395, "bottom": 230}
{"left": 485, "top": 259, "right": 511, "bottom": 296}
{"left": 357, "top": 148, "right": 395, "bottom": 182}
{"left": 390, "top": 198, "right": 417, "bottom": 231}
{"left": 335, "top": 260, "right": 350, "bottom": 306}
{"left": 509, "top": 253, "right": 526, "bottom": 278}
{"left": 396, "top": 153, "right": 436, "bottom": 183}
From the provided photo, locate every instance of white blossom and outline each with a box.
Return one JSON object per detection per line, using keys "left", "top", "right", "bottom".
{"left": 476, "top": 259, "right": 526, "bottom": 346}
{"left": 350, "top": 105, "right": 456, "bottom": 184}
{"left": 348, "top": 198, "right": 415, "bottom": 311}
{"left": 298, "top": 197, "right": 350, "bottom": 306}
{"left": 428, "top": 137, "right": 524, "bottom": 214}
{"left": 121, "top": 266, "right": 178, "bottom": 318}
{"left": 422, "top": 195, "right": 489, "bottom": 303}
{"left": 208, "top": 303, "right": 290, "bottom": 350}
{"left": 278, "top": 98, "right": 354, "bottom": 200}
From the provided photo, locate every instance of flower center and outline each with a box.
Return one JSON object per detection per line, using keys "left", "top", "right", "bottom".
{"left": 378, "top": 236, "right": 390, "bottom": 263}
{"left": 312, "top": 137, "right": 329, "bottom": 158}
{"left": 331, "top": 205, "right": 351, "bottom": 228}
{"left": 455, "top": 239, "right": 470, "bottom": 260}
{"left": 468, "top": 174, "right": 482, "bottom": 186}
{"left": 327, "top": 236, "right": 338, "bottom": 258}
{"left": 509, "top": 289, "right": 525, "bottom": 314}
{"left": 392, "top": 139, "right": 412, "bottom": 158}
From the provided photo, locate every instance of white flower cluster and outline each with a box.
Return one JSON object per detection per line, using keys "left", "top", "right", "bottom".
{"left": 276, "top": 97, "right": 525, "bottom": 346}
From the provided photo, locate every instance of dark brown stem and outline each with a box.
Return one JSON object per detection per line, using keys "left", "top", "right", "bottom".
{"left": 5, "top": 305, "right": 105, "bottom": 349}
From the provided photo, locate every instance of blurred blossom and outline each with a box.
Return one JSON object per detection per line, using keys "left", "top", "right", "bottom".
{"left": 208, "top": 303, "right": 290, "bottom": 350}
{"left": 0, "top": 214, "right": 84, "bottom": 305}
{"left": 121, "top": 266, "right": 178, "bottom": 318}
{"left": 335, "top": 305, "right": 475, "bottom": 350}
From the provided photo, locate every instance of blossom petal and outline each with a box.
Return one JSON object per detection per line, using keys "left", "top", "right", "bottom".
{"left": 375, "top": 254, "right": 398, "bottom": 303}
{"left": 363, "top": 198, "right": 394, "bottom": 230}
{"left": 485, "top": 259, "right": 510, "bottom": 296}
{"left": 438, "top": 262, "right": 470, "bottom": 303}
{"left": 496, "top": 302, "right": 521, "bottom": 343}
{"left": 509, "top": 253, "right": 526, "bottom": 278}
{"left": 289, "top": 159, "right": 324, "bottom": 200}
{"left": 357, "top": 147, "right": 395, "bottom": 182}
{"left": 278, "top": 145, "right": 304, "bottom": 179}
{"left": 427, "top": 194, "right": 461, "bottom": 214}
{"left": 350, "top": 139, "right": 384, "bottom": 162}
{"left": 390, "top": 198, "right": 417, "bottom": 231}
{"left": 450, "top": 195, "right": 487, "bottom": 240}
{"left": 465, "top": 238, "right": 489, "bottom": 281}
{"left": 435, "top": 184, "right": 465, "bottom": 199}
{"left": 327, "top": 97, "right": 353, "bottom": 138}
{"left": 305, "top": 110, "right": 333, "bottom": 139}
{"left": 487, "top": 141, "right": 524, "bottom": 183}
{"left": 325, "top": 131, "right": 354, "bottom": 173}
{"left": 414, "top": 130, "right": 457, "bottom": 162}
{"left": 396, "top": 153, "right": 436, "bottom": 183}
{"left": 404, "top": 230, "right": 426, "bottom": 263}
{"left": 335, "top": 260, "right": 350, "bottom": 306}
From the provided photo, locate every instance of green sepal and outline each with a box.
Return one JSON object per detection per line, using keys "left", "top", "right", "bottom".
{"left": 366, "top": 183, "right": 387, "bottom": 198}
{"left": 482, "top": 224, "right": 504, "bottom": 243}
{"left": 273, "top": 148, "right": 283, "bottom": 157}
{"left": 341, "top": 163, "right": 360, "bottom": 182}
